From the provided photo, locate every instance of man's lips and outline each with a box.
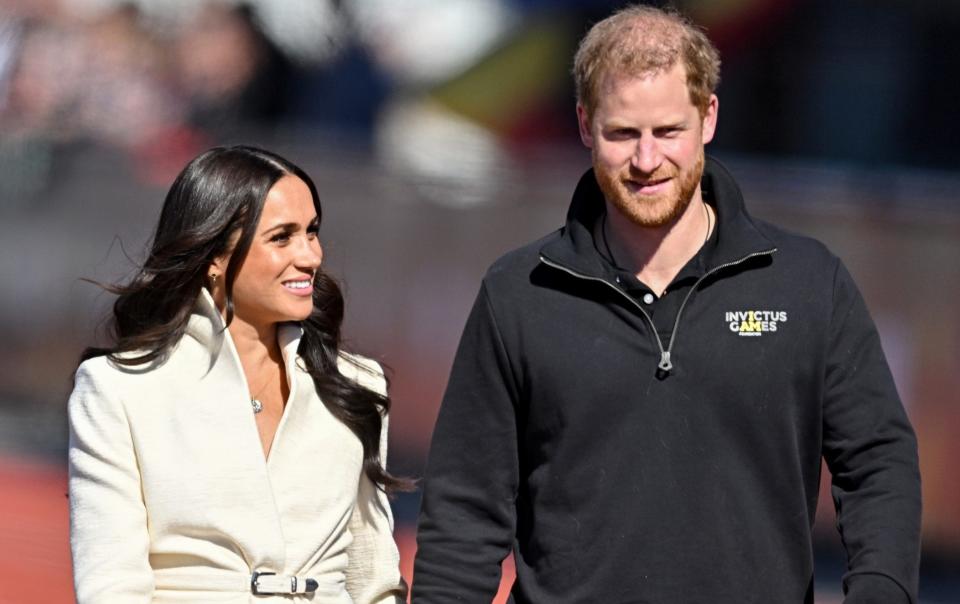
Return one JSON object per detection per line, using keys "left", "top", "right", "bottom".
{"left": 624, "top": 176, "right": 672, "bottom": 194}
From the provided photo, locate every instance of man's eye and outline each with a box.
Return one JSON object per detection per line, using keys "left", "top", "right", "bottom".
{"left": 609, "top": 129, "right": 636, "bottom": 140}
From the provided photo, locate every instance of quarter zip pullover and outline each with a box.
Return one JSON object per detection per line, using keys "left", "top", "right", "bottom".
{"left": 414, "top": 157, "right": 920, "bottom": 604}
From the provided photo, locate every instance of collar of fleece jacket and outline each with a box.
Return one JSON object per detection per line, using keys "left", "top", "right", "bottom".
{"left": 540, "top": 155, "right": 778, "bottom": 278}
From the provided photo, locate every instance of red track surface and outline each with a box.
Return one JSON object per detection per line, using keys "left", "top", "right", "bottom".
{"left": 0, "top": 456, "right": 73, "bottom": 604}
{"left": 0, "top": 456, "right": 515, "bottom": 603}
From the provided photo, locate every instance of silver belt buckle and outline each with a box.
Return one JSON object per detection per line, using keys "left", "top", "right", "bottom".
{"left": 251, "top": 570, "right": 319, "bottom": 595}
{"left": 251, "top": 571, "right": 275, "bottom": 595}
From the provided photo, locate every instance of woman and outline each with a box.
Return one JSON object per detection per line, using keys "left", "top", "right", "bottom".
{"left": 68, "top": 145, "right": 409, "bottom": 603}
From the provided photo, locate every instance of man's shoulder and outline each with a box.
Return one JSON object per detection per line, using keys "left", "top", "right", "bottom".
{"left": 751, "top": 216, "right": 839, "bottom": 267}
{"left": 483, "top": 228, "right": 563, "bottom": 285}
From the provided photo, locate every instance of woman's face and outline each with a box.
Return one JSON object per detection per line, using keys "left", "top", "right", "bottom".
{"left": 215, "top": 175, "right": 323, "bottom": 330}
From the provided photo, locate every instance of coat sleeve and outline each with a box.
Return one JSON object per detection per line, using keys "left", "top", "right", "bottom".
{"left": 345, "top": 360, "right": 408, "bottom": 604}
{"left": 68, "top": 361, "right": 153, "bottom": 603}
{"left": 821, "top": 261, "right": 921, "bottom": 604}
{"left": 413, "top": 282, "right": 520, "bottom": 601}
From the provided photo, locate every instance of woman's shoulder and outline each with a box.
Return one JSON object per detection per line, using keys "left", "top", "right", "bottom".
{"left": 73, "top": 339, "right": 197, "bottom": 395}
{"left": 336, "top": 351, "right": 386, "bottom": 395}
{"left": 70, "top": 355, "right": 138, "bottom": 415}
{"left": 75, "top": 354, "right": 139, "bottom": 385}
{"left": 72, "top": 355, "right": 147, "bottom": 403}
{"left": 76, "top": 349, "right": 170, "bottom": 378}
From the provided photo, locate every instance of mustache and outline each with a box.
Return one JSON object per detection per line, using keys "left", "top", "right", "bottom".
{"left": 622, "top": 165, "right": 677, "bottom": 181}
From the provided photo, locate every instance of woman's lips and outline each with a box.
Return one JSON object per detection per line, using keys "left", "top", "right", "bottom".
{"left": 282, "top": 279, "right": 314, "bottom": 296}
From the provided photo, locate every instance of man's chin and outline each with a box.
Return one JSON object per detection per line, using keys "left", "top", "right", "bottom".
{"left": 610, "top": 190, "right": 682, "bottom": 228}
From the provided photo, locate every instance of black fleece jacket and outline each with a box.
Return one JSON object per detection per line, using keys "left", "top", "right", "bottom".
{"left": 413, "top": 157, "right": 921, "bottom": 604}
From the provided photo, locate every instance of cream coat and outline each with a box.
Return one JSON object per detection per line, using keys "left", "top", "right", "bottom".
{"left": 68, "top": 292, "right": 406, "bottom": 603}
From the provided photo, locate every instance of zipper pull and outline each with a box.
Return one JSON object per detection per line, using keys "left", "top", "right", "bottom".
{"left": 658, "top": 351, "right": 673, "bottom": 372}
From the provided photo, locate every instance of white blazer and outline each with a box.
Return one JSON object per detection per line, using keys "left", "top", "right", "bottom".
{"left": 68, "top": 291, "right": 406, "bottom": 603}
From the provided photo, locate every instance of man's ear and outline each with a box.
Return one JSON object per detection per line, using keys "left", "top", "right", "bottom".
{"left": 701, "top": 94, "right": 719, "bottom": 145}
{"left": 576, "top": 103, "right": 594, "bottom": 149}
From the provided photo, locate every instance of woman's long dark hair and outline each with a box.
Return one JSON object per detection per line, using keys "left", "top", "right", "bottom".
{"left": 83, "top": 145, "right": 410, "bottom": 492}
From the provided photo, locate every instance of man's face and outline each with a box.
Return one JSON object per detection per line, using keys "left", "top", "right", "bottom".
{"left": 577, "top": 63, "right": 718, "bottom": 228}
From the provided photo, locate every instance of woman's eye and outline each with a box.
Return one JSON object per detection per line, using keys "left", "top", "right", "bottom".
{"left": 271, "top": 233, "right": 291, "bottom": 244}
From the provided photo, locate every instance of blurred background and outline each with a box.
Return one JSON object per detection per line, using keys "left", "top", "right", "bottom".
{"left": 0, "top": 0, "right": 958, "bottom": 602}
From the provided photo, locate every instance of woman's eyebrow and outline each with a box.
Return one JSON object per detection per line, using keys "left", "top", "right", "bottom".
{"left": 261, "top": 222, "right": 299, "bottom": 235}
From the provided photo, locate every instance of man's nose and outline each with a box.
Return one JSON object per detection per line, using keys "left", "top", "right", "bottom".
{"left": 630, "top": 137, "right": 662, "bottom": 174}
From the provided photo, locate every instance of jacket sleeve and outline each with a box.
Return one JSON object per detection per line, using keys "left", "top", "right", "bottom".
{"left": 68, "top": 361, "right": 153, "bottom": 603}
{"left": 413, "top": 282, "right": 520, "bottom": 601}
{"left": 821, "top": 261, "right": 921, "bottom": 604}
{"left": 345, "top": 361, "right": 408, "bottom": 604}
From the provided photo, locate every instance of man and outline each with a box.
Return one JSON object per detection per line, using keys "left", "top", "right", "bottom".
{"left": 412, "top": 5, "right": 921, "bottom": 603}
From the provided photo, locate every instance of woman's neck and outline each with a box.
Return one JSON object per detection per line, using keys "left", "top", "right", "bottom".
{"left": 227, "top": 317, "right": 282, "bottom": 368}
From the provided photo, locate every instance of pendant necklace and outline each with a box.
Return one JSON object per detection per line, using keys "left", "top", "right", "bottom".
{"left": 602, "top": 200, "right": 713, "bottom": 296}
{"left": 701, "top": 199, "right": 713, "bottom": 246}
{"left": 249, "top": 367, "right": 278, "bottom": 414}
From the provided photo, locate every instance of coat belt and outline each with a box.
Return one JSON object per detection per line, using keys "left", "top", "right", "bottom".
{"left": 152, "top": 568, "right": 335, "bottom": 596}
{"left": 252, "top": 571, "right": 319, "bottom": 595}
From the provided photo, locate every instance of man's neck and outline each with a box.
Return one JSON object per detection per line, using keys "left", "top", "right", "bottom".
{"left": 602, "top": 192, "right": 713, "bottom": 296}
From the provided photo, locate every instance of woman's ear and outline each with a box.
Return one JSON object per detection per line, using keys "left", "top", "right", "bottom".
{"left": 207, "top": 254, "right": 229, "bottom": 291}
{"left": 206, "top": 256, "right": 229, "bottom": 315}
{"left": 209, "top": 253, "right": 229, "bottom": 277}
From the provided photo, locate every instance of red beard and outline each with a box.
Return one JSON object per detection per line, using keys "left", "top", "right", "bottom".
{"left": 593, "top": 149, "right": 704, "bottom": 228}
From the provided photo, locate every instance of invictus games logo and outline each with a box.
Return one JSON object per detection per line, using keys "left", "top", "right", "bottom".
{"left": 726, "top": 310, "right": 787, "bottom": 336}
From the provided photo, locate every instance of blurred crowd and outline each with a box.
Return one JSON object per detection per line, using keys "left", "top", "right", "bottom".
{"left": 0, "top": 1, "right": 306, "bottom": 191}
{"left": 1, "top": 0, "right": 959, "bottom": 200}
{"left": 0, "top": 0, "right": 553, "bottom": 198}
